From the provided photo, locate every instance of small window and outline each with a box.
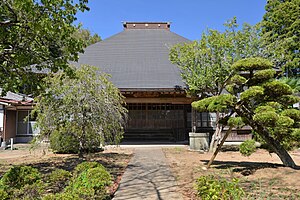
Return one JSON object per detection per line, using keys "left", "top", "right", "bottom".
{"left": 16, "top": 110, "right": 39, "bottom": 135}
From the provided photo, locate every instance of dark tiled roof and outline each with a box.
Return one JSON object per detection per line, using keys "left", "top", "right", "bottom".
{"left": 76, "top": 29, "right": 190, "bottom": 89}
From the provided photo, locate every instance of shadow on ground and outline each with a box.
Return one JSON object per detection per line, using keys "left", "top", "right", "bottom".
{"left": 27, "top": 153, "right": 131, "bottom": 177}
{"left": 201, "top": 159, "right": 300, "bottom": 176}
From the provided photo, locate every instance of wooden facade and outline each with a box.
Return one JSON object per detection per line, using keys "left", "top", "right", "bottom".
{"left": 121, "top": 90, "right": 192, "bottom": 141}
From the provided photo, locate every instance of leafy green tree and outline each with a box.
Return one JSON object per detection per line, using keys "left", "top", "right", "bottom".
{"left": 74, "top": 26, "right": 101, "bottom": 47}
{"left": 170, "top": 18, "right": 263, "bottom": 151}
{"left": 33, "top": 65, "right": 127, "bottom": 155}
{"left": 193, "top": 57, "right": 300, "bottom": 168}
{"left": 261, "top": 0, "right": 300, "bottom": 74}
{"left": 0, "top": 0, "right": 89, "bottom": 95}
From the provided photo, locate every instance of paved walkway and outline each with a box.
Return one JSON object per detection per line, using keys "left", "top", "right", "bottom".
{"left": 113, "top": 147, "right": 183, "bottom": 200}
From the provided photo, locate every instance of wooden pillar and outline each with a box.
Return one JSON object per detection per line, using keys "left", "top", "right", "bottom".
{"left": 191, "top": 107, "right": 197, "bottom": 133}
{"left": 3, "top": 108, "right": 7, "bottom": 142}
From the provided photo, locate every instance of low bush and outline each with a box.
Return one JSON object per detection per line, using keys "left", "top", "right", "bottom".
{"left": 66, "top": 165, "right": 112, "bottom": 199}
{"left": 239, "top": 139, "right": 256, "bottom": 156}
{"left": 50, "top": 131, "right": 102, "bottom": 154}
{"left": 0, "top": 188, "right": 9, "bottom": 200}
{"left": 0, "top": 166, "right": 41, "bottom": 189}
{"left": 42, "top": 192, "right": 81, "bottom": 200}
{"left": 50, "top": 131, "right": 80, "bottom": 154}
{"left": 0, "top": 166, "right": 43, "bottom": 199}
{"left": 46, "top": 169, "right": 72, "bottom": 193}
{"left": 73, "top": 161, "right": 104, "bottom": 177}
{"left": 12, "top": 181, "right": 44, "bottom": 199}
{"left": 196, "top": 175, "right": 245, "bottom": 200}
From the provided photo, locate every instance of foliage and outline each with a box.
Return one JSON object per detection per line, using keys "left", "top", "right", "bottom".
{"left": 263, "top": 80, "right": 293, "bottom": 97}
{"left": 262, "top": 0, "right": 300, "bottom": 73}
{"left": 192, "top": 57, "right": 300, "bottom": 168}
{"left": 170, "top": 18, "right": 264, "bottom": 152}
{"left": 42, "top": 192, "right": 81, "bottom": 200}
{"left": 170, "top": 18, "right": 263, "bottom": 96}
{"left": 227, "top": 117, "right": 245, "bottom": 128}
{"left": 239, "top": 139, "right": 256, "bottom": 156}
{"left": 12, "top": 181, "right": 44, "bottom": 199}
{"left": 46, "top": 169, "right": 72, "bottom": 193}
{"left": 231, "top": 57, "right": 273, "bottom": 72}
{"left": 0, "top": 162, "right": 114, "bottom": 199}
{"left": 279, "top": 77, "right": 300, "bottom": 94}
{"left": 252, "top": 69, "right": 276, "bottom": 84}
{"left": 73, "top": 26, "right": 101, "bottom": 47}
{"left": 207, "top": 94, "right": 237, "bottom": 113}
{"left": 0, "top": 166, "right": 41, "bottom": 189}
{"left": 0, "top": 0, "right": 89, "bottom": 95}
{"left": 196, "top": 175, "right": 245, "bottom": 200}
{"left": 73, "top": 161, "right": 103, "bottom": 177}
{"left": 66, "top": 166, "right": 111, "bottom": 199}
{"left": 0, "top": 188, "right": 9, "bottom": 200}
{"left": 240, "top": 86, "right": 264, "bottom": 101}
{"left": 281, "top": 109, "right": 300, "bottom": 121}
{"left": 50, "top": 131, "right": 80, "bottom": 154}
{"left": 33, "top": 65, "right": 127, "bottom": 155}
{"left": 0, "top": 166, "right": 43, "bottom": 199}
{"left": 191, "top": 96, "right": 217, "bottom": 112}
{"left": 253, "top": 111, "right": 279, "bottom": 126}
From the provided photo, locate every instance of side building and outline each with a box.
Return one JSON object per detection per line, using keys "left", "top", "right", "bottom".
{"left": 0, "top": 91, "right": 37, "bottom": 144}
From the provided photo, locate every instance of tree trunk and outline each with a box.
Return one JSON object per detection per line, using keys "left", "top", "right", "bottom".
{"left": 207, "top": 126, "right": 233, "bottom": 169}
{"left": 209, "top": 112, "right": 222, "bottom": 152}
{"left": 256, "top": 126, "right": 296, "bottom": 168}
{"left": 236, "top": 109, "right": 297, "bottom": 168}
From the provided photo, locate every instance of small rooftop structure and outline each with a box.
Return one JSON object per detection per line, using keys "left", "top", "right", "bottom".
{"left": 123, "top": 22, "right": 171, "bottom": 30}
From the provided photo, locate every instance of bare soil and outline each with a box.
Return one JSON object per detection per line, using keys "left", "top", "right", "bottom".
{"left": 164, "top": 147, "right": 300, "bottom": 200}
{"left": 0, "top": 144, "right": 133, "bottom": 196}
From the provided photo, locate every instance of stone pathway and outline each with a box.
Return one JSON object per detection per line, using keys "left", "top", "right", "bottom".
{"left": 113, "top": 147, "right": 183, "bottom": 200}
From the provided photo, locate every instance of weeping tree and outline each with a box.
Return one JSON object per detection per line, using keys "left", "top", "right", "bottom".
{"left": 193, "top": 57, "right": 300, "bottom": 168}
{"left": 32, "top": 65, "right": 127, "bottom": 155}
{"left": 170, "top": 18, "right": 264, "bottom": 152}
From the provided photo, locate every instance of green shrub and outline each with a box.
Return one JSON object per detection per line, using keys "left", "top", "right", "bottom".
{"left": 73, "top": 161, "right": 104, "bottom": 177}
{"left": 1, "top": 166, "right": 41, "bottom": 189}
{"left": 12, "top": 181, "right": 44, "bottom": 199}
{"left": 42, "top": 192, "right": 81, "bottom": 200}
{"left": 196, "top": 175, "right": 245, "bottom": 200}
{"left": 239, "top": 139, "right": 256, "bottom": 156}
{"left": 0, "top": 188, "right": 9, "bottom": 200}
{"left": 66, "top": 166, "right": 111, "bottom": 199}
{"left": 50, "top": 131, "right": 79, "bottom": 154}
{"left": 50, "top": 130, "right": 102, "bottom": 154}
{"left": 46, "top": 169, "right": 72, "bottom": 193}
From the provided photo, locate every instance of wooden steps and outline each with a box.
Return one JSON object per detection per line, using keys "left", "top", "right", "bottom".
{"left": 123, "top": 129, "right": 174, "bottom": 141}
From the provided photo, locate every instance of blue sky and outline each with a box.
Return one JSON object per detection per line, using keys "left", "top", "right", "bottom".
{"left": 75, "top": 0, "right": 267, "bottom": 40}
